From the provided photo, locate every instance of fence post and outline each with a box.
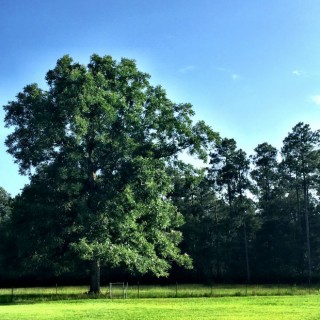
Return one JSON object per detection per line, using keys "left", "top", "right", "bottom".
{"left": 138, "top": 281, "right": 140, "bottom": 299}
{"left": 11, "top": 288, "right": 14, "bottom": 303}
{"left": 175, "top": 282, "right": 178, "bottom": 298}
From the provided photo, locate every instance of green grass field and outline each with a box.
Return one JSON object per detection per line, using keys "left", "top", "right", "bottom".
{"left": 1, "top": 296, "right": 320, "bottom": 320}
{"left": 1, "top": 285, "right": 320, "bottom": 319}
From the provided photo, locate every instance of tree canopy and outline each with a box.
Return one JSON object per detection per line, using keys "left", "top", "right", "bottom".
{"left": 3, "top": 54, "right": 217, "bottom": 292}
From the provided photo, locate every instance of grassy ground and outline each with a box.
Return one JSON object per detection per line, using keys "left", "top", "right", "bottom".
{"left": 1, "top": 296, "right": 320, "bottom": 320}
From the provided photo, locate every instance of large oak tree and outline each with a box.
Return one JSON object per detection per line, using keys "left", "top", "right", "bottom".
{"left": 4, "top": 54, "right": 216, "bottom": 292}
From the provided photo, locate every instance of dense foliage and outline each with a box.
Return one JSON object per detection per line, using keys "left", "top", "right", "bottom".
{"left": 1, "top": 54, "right": 320, "bottom": 286}
{"left": 2, "top": 54, "right": 215, "bottom": 291}
{"left": 173, "top": 122, "right": 320, "bottom": 283}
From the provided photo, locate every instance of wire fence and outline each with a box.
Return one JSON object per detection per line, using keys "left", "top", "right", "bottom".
{"left": 0, "top": 283, "right": 320, "bottom": 303}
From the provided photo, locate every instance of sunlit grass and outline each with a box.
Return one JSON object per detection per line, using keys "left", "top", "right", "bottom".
{"left": 1, "top": 296, "right": 320, "bottom": 320}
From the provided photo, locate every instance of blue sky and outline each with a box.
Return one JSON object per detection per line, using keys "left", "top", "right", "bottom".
{"left": 1, "top": 0, "right": 320, "bottom": 196}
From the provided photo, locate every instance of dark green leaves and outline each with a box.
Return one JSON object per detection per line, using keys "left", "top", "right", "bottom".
{"left": 4, "top": 54, "right": 214, "bottom": 281}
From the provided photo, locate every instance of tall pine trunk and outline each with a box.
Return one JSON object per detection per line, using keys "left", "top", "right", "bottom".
{"left": 303, "top": 181, "right": 312, "bottom": 285}
{"left": 89, "top": 258, "right": 101, "bottom": 294}
{"left": 243, "top": 221, "right": 251, "bottom": 283}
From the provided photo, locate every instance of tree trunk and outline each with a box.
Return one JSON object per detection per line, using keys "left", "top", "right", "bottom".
{"left": 304, "top": 182, "right": 312, "bottom": 285}
{"left": 215, "top": 237, "right": 221, "bottom": 279}
{"left": 89, "top": 258, "right": 101, "bottom": 294}
{"left": 243, "top": 222, "right": 251, "bottom": 284}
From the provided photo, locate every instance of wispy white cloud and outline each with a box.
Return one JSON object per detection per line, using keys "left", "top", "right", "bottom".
{"left": 215, "top": 67, "right": 242, "bottom": 81}
{"left": 179, "top": 65, "right": 195, "bottom": 73}
{"left": 311, "top": 95, "right": 320, "bottom": 106}
{"left": 292, "top": 70, "right": 303, "bottom": 76}
{"left": 231, "top": 73, "right": 241, "bottom": 81}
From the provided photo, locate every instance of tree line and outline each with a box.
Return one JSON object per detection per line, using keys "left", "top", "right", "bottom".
{"left": 0, "top": 54, "right": 320, "bottom": 290}
{"left": 170, "top": 122, "right": 320, "bottom": 285}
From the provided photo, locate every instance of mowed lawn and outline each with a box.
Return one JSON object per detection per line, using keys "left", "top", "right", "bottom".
{"left": 1, "top": 296, "right": 320, "bottom": 320}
